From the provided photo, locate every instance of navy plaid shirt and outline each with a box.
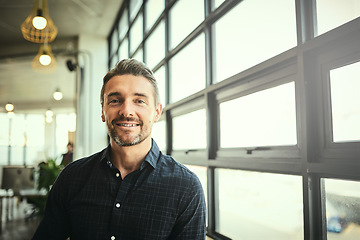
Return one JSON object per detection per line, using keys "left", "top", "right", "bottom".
{"left": 32, "top": 140, "right": 206, "bottom": 240}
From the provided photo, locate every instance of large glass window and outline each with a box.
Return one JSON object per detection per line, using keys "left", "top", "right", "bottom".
{"left": 169, "top": 34, "right": 206, "bottom": 103}
{"left": 220, "top": 82, "right": 297, "bottom": 148}
{"left": 173, "top": 109, "right": 206, "bottom": 150}
{"left": 26, "top": 114, "right": 45, "bottom": 166}
{"left": 119, "top": 37, "right": 129, "bottom": 60}
{"left": 217, "top": 169, "right": 303, "bottom": 240}
{"left": 130, "top": 13, "right": 143, "bottom": 55}
{"left": 330, "top": 61, "right": 360, "bottom": 142}
{"left": 154, "top": 66, "right": 166, "bottom": 107}
{"left": 146, "top": 0, "right": 164, "bottom": 31}
{"left": 169, "top": 0, "right": 204, "bottom": 49}
{"left": 214, "top": 0, "right": 297, "bottom": 82}
{"left": 323, "top": 178, "right": 360, "bottom": 239}
{"left": 316, "top": 0, "right": 360, "bottom": 36}
{"left": 118, "top": 8, "right": 128, "bottom": 40}
{"left": 145, "top": 20, "right": 165, "bottom": 70}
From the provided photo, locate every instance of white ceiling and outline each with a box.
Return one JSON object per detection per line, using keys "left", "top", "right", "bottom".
{"left": 0, "top": 0, "right": 123, "bottom": 113}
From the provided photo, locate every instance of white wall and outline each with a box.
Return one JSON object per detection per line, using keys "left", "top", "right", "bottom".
{"left": 75, "top": 34, "right": 108, "bottom": 159}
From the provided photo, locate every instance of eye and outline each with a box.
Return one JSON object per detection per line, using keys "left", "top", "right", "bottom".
{"left": 136, "top": 99, "right": 146, "bottom": 104}
{"left": 109, "top": 99, "right": 119, "bottom": 104}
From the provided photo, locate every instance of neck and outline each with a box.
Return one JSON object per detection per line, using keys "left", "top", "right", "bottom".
{"left": 110, "top": 137, "right": 152, "bottom": 179}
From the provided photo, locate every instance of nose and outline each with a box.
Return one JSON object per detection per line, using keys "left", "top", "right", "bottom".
{"left": 118, "top": 100, "right": 134, "bottom": 117}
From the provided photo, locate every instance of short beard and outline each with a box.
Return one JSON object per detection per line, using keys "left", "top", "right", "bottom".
{"left": 107, "top": 116, "right": 150, "bottom": 147}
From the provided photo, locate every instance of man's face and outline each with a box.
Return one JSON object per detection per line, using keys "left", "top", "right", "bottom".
{"left": 101, "top": 74, "right": 162, "bottom": 147}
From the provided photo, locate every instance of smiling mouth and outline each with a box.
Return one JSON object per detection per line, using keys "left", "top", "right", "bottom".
{"left": 116, "top": 123, "right": 140, "bottom": 127}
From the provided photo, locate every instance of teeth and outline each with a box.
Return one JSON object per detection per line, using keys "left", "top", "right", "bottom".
{"left": 118, "top": 123, "right": 137, "bottom": 127}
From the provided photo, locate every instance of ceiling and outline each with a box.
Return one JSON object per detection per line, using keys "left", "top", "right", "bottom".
{"left": 0, "top": 0, "right": 123, "bottom": 114}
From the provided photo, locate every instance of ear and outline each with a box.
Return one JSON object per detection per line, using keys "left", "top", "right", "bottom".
{"left": 101, "top": 109, "right": 105, "bottom": 122}
{"left": 154, "top": 103, "right": 163, "bottom": 122}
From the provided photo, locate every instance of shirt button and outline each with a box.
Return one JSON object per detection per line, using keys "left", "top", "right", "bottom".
{"left": 111, "top": 236, "right": 115, "bottom": 240}
{"left": 115, "top": 173, "right": 120, "bottom": 178}
{"left": 115, "top": 203, "right": 121, "bottom": 208}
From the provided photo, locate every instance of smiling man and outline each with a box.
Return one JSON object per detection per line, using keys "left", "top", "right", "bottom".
{"left": 32, "top": 59, "right": 206, "bottom": 240}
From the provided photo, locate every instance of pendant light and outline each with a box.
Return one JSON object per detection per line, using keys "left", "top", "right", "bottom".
{"left": 32, "top": 43, "right": 57, "bottom": 72}
{"left": 21, "top": 0, "right": 58, "bottom": 43}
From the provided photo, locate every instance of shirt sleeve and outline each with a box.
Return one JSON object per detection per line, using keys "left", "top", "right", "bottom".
{"left": 168, "top": 175, "right": 207, "bottom": 240}
{"left": 32, "top": 170, "right": 71, "bottom": 240}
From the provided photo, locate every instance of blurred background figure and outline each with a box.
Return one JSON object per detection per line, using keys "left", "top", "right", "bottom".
{"left": 60, "top": 142, "right": 73, "bottom": 167}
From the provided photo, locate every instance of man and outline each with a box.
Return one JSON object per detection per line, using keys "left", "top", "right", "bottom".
{"left": 32, "top": 59, "right": 206, "bottom": 240}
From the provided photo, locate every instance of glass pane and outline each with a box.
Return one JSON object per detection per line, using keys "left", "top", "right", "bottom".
{"left": 119, "top": 37, "right": 129, "bottom": 60}
{"left": 220, "top": 82, "right": 297, "bottom": 148}
{"left": 132, "top": 48, "right": 143, "bottom": 62}
{"left": 170, "top": 34, "right": 206, "bottom": 103}
{"left": 169, "top": 0, "right": 204, "bottom": 49}
{"left": 185, "top": 165, "right": 208, "bottom": 224}
{"left": 119, "top": 9, "right": 128, "bottom": 40}
{"left": 152, "top": 120, "right": 166, "bottom": 152}
{"left": 110, "top": 56, "right": 118, "bottom": 69}
{"left": 217, "top": 169, "right": 303, "bottom": 240}
{"left": 214, "top": 0, "right": 225, "bottom": 9}
{"left": 130, "top": 13, "right": 143, "bottom": 55}
{"left": 0, "top": 113, "right": 9, "bottom": 145}
{"left": 56, "top": 114, "right": 76, "bottom": 157}
{"left": 10, "top": 114, "right": 25, "bottom": 146}
{"left": 316, "top": 0, "right": 360, "bottom": 36}
{"left": 154, "top": 66, "right": 166, "bottom": 107}
{"left": 10, "top": 146, "right": 23, "bottom": 165}
{"left": 145, "top": 20, "right": 165, "bottom": 70}
{"left": 146, "top": 0, "right": 164, "bottom": 31}
{"left": 214, "top": 0, "right": 296, "bottom": 82}
{"left": 323, "top": 178, "right": 360, "bottom": 239}
{"left": 330, "top": 62, "right": 360, "bottom": 142}
{"left": 173, "top": 109, "right": 206, "bottom": 150}
{"left": 130, "top": 0, "right": 142, "bottom": 21}
{"left": 111, "top": 29, "right": 118, "bottom": 55}
{"left": 0, "top": 145, "right": 8, "bottom": 165}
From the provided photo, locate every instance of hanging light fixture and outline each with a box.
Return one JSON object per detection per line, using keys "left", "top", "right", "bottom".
{"left": 45, "top": 109, "right": 54, "bottom": 123}
{"left": 5, "top": 102, "right": 14, "bottom": 112}
{"left": 53, "top": 88, "right": 63, "bottom": 101}
{"left": 21, "top": 0, "right": 58, "bottom": 43}
{"left": 32, "top": 43, "right": 57, "bottom": 72}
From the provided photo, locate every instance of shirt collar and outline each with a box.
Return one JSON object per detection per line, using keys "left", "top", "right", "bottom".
{"left": 101, "top": 138, "right": 160, "bottom": 170}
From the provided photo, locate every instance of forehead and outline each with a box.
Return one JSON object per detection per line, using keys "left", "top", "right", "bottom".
{"left": 104, "top": 74, "right": 155, "bottom": 97}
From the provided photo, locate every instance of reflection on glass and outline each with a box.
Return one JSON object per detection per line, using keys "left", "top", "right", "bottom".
{"left": 130, "top": 13, "right": 143, "bottom": 55}
{"left": 217, "top": 169, "right": 303, "bottom": 240}
{"left": 119, "top": 9, "right": 128, "bottom": 40}
{"left": 152, "top": 120, "right": 166, "bottom": 152}
{"left": 169, "top": 0, "right": 204, "bottom": 49}
{"left": 170, "top": 34, "right": 205, "bottom": 103}
{"left": 146, "top": 0, "right": 164, "bottom": 31}
{"left": 214, "top": 0, "right": 296, "bottom": 82}
{"left": 145, "top": 20, "right": 165, "bottom": 69}
{"left": 220, "top": 82, "right": 297, "bottom": 148}
{"left": 323, "top": 178, "right": 360, "bottom": 239}
{"left": 154, "top": 66, "right": 166, "bottom": 107}
{"left": 316, "top": 0, "right": 360, "bottom": 36}
{"left": 119, "top": 37, "right": 129, "bottom": 60}
{"left": 173, "top": 109, "right": 206, "bottom": 150}
{"left": 330, "top": 62, "right": 360, "bottom": 142}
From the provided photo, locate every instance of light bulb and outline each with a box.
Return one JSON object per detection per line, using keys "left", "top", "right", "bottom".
{"left": 45, "top": 109, "right": 53, "bottom": 117}
{"left": 5, "top": 103, "right": 14, "bottom": 112}
{"left": 32, "top": 16, "right": 47, "bottom": 30}
{"left": 53, "top": 90, "right": 63, "bottom": 100}
{"left": 39, "top": 54, "right": 51, "bottom": 66}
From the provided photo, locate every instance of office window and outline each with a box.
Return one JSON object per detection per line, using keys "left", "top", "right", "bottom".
{"left": 169, "top": 34, "right": 206, "bottom": 103}
{"left": 56, "top": 113, "right": 76, "bottom": 157}
{"left": 173, "top": 109, "right": 206, "bottom": 150}
{"left": 169, "top": 0, "right": 204, "bottom": 49}
{"left": 214, "top": 0, "right": 296, "bottom": 82}
{"left": 217, "top": 169, "right": 303, "bottom": 240}
{"left": 130, "top": 0, "right": 142, "bottom": 21}
{"left": 154, "top": 66, "right": 166, "bottom": 107}
{"left": 132, "top": 47, "right": 143, "bottom": 61}
{"left": 25, "top": 114, "right": 45, "bottom": 166}
{"left": 130, "top": 13, "right": 143, "bottom": 55}
{"left": 111, "top": 28, "right": 118, "bottom": 56}
{"left": 214, "top": 0, "right": 225, "bottom": 9}
{"left": 330, "top": 61, "right": 360, "bottom": 142}
{"left": 118, "top": 8, "right": 128, "bottom": 40}
{"left": 119, "top": 37, "right": 129, "bottom": 60}
{"left": 0, "top": 113, "right": 9, "bottom": 165}
{"left": 220, "top": 82, "right": 297, "bottom": 148}
{"left": 145, "top": 20, "right": 165, "bottom": 69}
{"left": 152, "top": 120, "right": 166, "bottom": 152}
{"left": 146, "top": 0, "right": 164, "bottom": 31}
{"left": 323, "top": 178, "right": 360, "bottom": 239}
{"left": 316, "top": 0, "right": 360, "bottom": 36}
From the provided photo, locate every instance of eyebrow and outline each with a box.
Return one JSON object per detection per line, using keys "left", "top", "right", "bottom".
{"left": 106, "top": 92, "right": 150, "bottom": 99}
